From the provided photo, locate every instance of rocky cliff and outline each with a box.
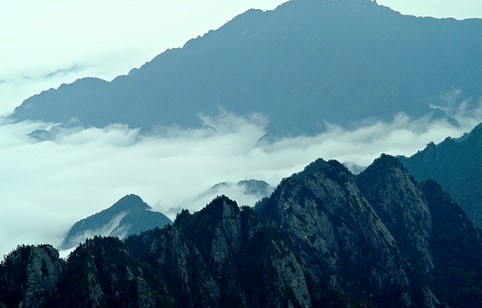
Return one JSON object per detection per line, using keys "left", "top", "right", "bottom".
{"left": 2, "top": 155, "right": 482, "bottom": 307}
{"left": 256, "top": 158, "right": 432, "bottom": 306}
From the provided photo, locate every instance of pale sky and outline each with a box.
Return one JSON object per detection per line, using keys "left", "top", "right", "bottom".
{"left": 0, "top": 0, "right": 481, "bottom": 115}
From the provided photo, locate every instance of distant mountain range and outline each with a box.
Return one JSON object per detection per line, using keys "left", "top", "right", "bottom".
{"left": 10, "top": 0, "right": 482, "bottom": 135}
{"left": 60, "top": 194, "right": 171, "bottom": 250}
{"left": 400, "top": 121, "right": 482, "bottom": 228}
{"left": 164, "top": 179, "right": 274, "bottom": 219}
{"left": 2, "top": 154, "right": 482, "bottom": 307}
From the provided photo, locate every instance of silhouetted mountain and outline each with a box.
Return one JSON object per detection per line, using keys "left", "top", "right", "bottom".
{"left": 399, "top": 122, "right": 482, "bottom": 228}
{"left": 2, "top": 155, "right": 482, "bottom": 307}
{"left": 11, "top": 0, "right": 482, "bottom": 135}
{"left": 60, "top": 194, "right": 171, "bottom": 250}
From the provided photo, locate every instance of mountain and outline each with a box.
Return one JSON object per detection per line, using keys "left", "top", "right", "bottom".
{"left": 163, "top": 179, "right": 274, "bottom": 219}
{"left": 126, "top": 197, "right": 311, "bottom": 307}
{"left": 60, "top": 194, "right": 171, "bottom": 250}
{"left": 399, "top": 121, "right": 482, "bottom": 228}
{"left": 198, "top": 179, "right": 274, "bottom": 205}
{"left": 208, "top": 180, "right": 274, "bottom": 198}
{"left": 11, "top": 0, "right": 482, "bottom": 135}
{"left": 2, "top": 155, "right": 482, "bottom": 307}
{"left": 257, "top": 156, "right": 433, "bottom": 306}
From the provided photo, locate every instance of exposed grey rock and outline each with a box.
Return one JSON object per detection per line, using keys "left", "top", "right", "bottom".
{"left": 56, "top": 237, "right": 156, "bottom": 307}
{"left": 256, "top": 159, "right": 414, "bottom": 306}
{"left": 357, "top": 154, "right": 434, "bottom": 273}
{"left": 0, "top": 245, "right": 63, "bottom": 308}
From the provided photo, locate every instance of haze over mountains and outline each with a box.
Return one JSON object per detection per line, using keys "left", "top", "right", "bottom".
{"left": 10, "top": 0, "right": 482, "bottom": 135}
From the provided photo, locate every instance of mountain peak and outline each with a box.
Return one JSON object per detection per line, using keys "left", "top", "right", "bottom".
{"left": 11, "top": 0, "right": 482, "bottom": 135}
{"left": 111, "top": 194, "right": 151, "bottom": 212}
{"left": 59, "top": 194, "right": 170, "bottom": 250}
{"left": 194, "top": 195, "right": 241, "bottom": 224}
{"left": 296, "top": 158, "right": 353, "bottom": 186}
{"left": 364, "top": 153, "right": 407, "bottom": 174}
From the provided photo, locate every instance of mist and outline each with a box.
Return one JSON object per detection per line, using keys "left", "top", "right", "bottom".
{"left": 0, "top": 106, "right": 481, "bottom": 257}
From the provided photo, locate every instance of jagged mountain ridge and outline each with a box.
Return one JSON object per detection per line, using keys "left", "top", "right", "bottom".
{"left": 399, "top": 121, "right": 482, "bottom": 228}
{"left": 11, "top": 0, "right": 482, "bottom": 135}
{"left": 2, "top": 155, "right": 482, "bottom": 307}
{"left": 60, "top": 194, "right": 171, "bottom": 250}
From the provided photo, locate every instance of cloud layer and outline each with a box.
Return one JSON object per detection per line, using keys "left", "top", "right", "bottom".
{"left": 0, "top": 106, "right": 481, "bottom": 258}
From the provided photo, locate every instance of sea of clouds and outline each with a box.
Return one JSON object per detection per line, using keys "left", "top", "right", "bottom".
{"left": 0, "top": 105, "right": 480, "bottom": 258}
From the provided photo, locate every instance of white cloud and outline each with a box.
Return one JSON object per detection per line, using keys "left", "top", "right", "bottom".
{"left": 0, "top": 107, "right": 480, "bottom": 258}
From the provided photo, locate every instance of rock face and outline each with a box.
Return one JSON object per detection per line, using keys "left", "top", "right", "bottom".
{"left": 0, "top": 245, "right": 63, "bottom": 308}
{"left": 56, "top": 237, "right": 155, "bottom": 307}
{"left": 126, "top": 196, "right": 311, "bottom": 307}
{"left": 2, "top": 155, "right": 482, "bottom": 307}
{"left": 60, "top": 194, "right": 171, "bottom": 250}
{"left": 256, "top": 158, "right": 416, "bottom": 306}
{"left": 357, "top": 155, "right": 434, "bottom": 275}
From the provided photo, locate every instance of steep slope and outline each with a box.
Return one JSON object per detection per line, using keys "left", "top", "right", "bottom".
{"left": 357, "top": 155, "right": 434, "bottom": 275}
{"left": 11, "top": 0, "right": 482, "bottom": 135}
{"left": 3, "top": 156, "right": 482, "bottom": 306}
{"left": 0, "top": 245, "right": 63, "bottom": 308}
{"left": 256, "top": 158, "right": 420, "bottom": 306}
{"left": 126, "top": 196, "right": 311, "bottom": 307}
{"left": 60, "top": 194, "right": 171, "bottom": 250}
{"left": 56, "top": 237, "right": 156, "bottom": 307}
{"left": 356, "top": 155, "right": 438, "bottom": 305}
{"left": 400, "top": 122, "right": 482, "bottom": 227}
{"left": 421, "top": 180, "right": 482, "bottom": 307}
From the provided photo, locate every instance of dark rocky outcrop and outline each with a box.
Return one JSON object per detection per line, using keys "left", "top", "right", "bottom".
{"left": 0, "top": 245, "right": 63, "bottom": 308}
{"left": 256, "top": 158, "right": 418, "bottom": 306}
{"left": 56, "top": 237, "right": 155, "bottom": 307}
{"left": 2, "top": 155, "right": 482, "bottom": 307}
{"left": 126, "top": 196, "right": 311, "bottom": 307}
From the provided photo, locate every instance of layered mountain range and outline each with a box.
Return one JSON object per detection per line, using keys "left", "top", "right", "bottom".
{"left": 2, "top": 154, "right": 481, "bottom": 307}
{"left": 10, "top": 0, "right": 482, "bottom": 135}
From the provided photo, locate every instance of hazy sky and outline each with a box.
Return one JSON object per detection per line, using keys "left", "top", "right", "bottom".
{"left": 0, "top": 0, "right": 482, "bottom": 257}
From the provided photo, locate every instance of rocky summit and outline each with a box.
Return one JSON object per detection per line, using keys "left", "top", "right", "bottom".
{"left": 2, "top": 154, "right": 482, "bottom": 307}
